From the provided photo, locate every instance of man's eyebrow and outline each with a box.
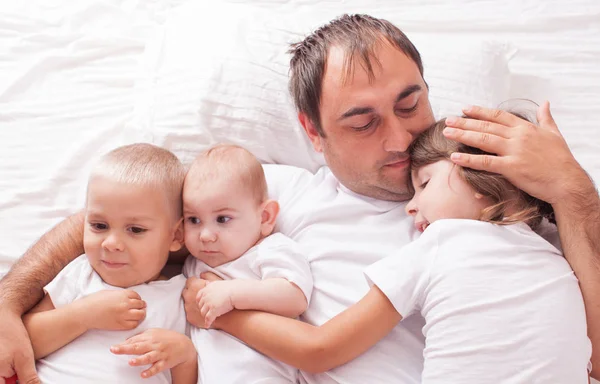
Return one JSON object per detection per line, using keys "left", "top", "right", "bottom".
{"left": 395, "top": 84, "right": 422, "bottom": 103}
{"left": 338, "top": 84, "right": 423, "bottom": 121}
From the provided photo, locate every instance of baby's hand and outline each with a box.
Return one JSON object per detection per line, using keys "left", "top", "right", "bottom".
{"left": 80, "top": 289, "right": 146, "bottom": 331}
{"left": 196, "top": 280, "right": 238, "bottom": 328}
{"left": 110, "top": 329, "right": 196, "bottom": 379}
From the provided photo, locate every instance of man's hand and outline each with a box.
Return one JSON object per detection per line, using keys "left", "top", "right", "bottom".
{"left": 443, "top": 101, "right": 591, "bottom": 205}
{"left": 196, "top": 280, "right": 241, "bottom": 328}
{"left": 0, "top": 309, "right": 40, "bottom": 384}
{"left": 110, "top": 328, "right": 196, "bottom": 379}
{"left": 182, "top": 274, "right": 222, "bottom": 328}
{"left": 79, "top": 290, "right": 146, "bottom": 331}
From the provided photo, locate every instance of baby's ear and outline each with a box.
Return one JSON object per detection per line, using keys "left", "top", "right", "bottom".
{"left": 260, "top": 200, "right": 280, "bottom": 237}
{"left": 170, "top": 218, "right": 184, "bottom": 252}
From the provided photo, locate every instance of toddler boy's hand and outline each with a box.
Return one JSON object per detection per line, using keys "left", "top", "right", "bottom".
{"left": 196, "top": 281, "right": 238, "bottom": 328}
{"left": 80, "top": 289, "right": 146, "bottom": 331}
{"left": 110, "top": 328, "right": 196, "bottom": 379}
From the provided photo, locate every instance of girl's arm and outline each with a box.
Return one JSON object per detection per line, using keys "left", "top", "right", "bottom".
{"left": 214, "top": 286, "right": 402, "bottom": 373}
{"left": 197, "top": 278, "right": 308, "bottom": 327}
{"left": 23, "top": 290, "right": 146, "bottom": 359}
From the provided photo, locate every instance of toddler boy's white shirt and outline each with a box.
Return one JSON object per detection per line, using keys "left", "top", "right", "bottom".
{"left": 263, "top": 164, "right": 425, "bottom": 384}
{"left": 183, "top": 232, "right": 313, "bottom": 384}
{"left": 37, "top": 255, "right": 187, "bottom": 384}
{"left": 365, "top": 219, "right": 592, "bottom": 383}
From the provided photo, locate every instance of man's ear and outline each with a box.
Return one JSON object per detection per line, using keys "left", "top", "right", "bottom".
{"left": 170, "top": 218, "right": 184, "bottom": 252}
{"left": 260, "top": 200, "right": 280, "bottom": 237}
{"left": 298, "top": 112, "right": 323, "bottom": 153}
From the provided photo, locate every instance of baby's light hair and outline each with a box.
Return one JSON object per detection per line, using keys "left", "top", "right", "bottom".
{"left": 89, "top": 143, "right": 186, "bottom": 219}
{"left": 186, "top": 144, "right": 268, "bottom": 204}
{"left": 409, "top": 106, "right": 554, "bottom": 229}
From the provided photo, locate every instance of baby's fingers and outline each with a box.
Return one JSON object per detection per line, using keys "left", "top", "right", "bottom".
{"left": 129, "top": 351, "right": 161, "bottom": 367}
{"left": 141, "top": 360, "right": 167, "bottom": 379}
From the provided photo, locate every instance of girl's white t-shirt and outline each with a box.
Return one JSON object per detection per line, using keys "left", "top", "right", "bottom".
{"left": 366, "top": 219, "right": 591, "bottom": 384}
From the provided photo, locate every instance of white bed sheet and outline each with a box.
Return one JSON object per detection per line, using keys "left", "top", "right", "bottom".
{"left": 1, "top": 0, "right": 599, "bottom": 279}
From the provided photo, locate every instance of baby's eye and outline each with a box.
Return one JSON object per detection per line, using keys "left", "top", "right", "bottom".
{"left": 187, "top": 217, "right": 201, "bottom": 225}
{"left": 128, "top": 226, "right": 147, "bottom": 234}
{"left": 90, "top": 222, "right": 107, "bottom": 231}
{"left": 216, "top": 216, "right": 231, "bottom": 224}
{"left": 419, "top": 180, "right": 429, "bottom": 189}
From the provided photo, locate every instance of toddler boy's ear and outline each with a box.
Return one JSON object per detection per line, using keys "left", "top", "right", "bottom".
{"left": 260, "top": 200, "right": 280, "bottom": 237}
{"left": 170, "top": 218, "right": 185, "bottom": 252}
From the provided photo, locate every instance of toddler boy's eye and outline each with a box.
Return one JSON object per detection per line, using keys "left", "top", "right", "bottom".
{"left": 216, "top": 216, "right": 231, "bottom": 224}
{"left": 188, "top": 217, "right": 201, "bottom": 225}
{"left": 90, "top": 223, "right": 107, "bottom": 231}
{"left": 129, "top": 227, "right": 147, "bottom": 234}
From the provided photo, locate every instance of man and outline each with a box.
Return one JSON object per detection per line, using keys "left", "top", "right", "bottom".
{"left": 1, "top": 14, "right": 599, "bottom": 384}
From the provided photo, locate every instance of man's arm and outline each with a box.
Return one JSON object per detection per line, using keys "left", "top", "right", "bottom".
{"left": 0, "top": 211, "right": 85, "bottom": 383}
{"left": 0, "top": 211, "right": 85, "bottom": 315}
{"left": 444, "top": 102, "right": 600, "bottom": 378}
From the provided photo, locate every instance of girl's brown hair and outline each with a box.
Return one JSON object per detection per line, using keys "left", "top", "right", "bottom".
{"left": 409, "top": 117, "right": 554, "bottom": 229}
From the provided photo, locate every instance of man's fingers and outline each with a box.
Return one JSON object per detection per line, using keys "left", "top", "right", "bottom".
{"left": 444, "top": 116, "right": 510, "bottom": 138}
{"left": 14, "top": 348, "right": 40, "bottom": 384}
{"left": 461, "top": 105, "right": 524, "bottom": 126}
{"left": 443, "top": 128, "right": 507, "bottom": 155}
{"left": 536, "top": 101, "right": 560, "bottom": 133}
{"left": 200, "top": 272, "right": 222, "bottom": 282}
{"left": 450, "top": 152, "right": 506, "bottom": 173}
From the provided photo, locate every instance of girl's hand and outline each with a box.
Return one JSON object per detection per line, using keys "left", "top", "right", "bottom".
{"left": 110, "top": 329, "right": 196, "bottom": 379}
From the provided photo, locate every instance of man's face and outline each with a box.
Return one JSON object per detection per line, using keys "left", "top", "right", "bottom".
{"left": 302, "top": 41, "right": 435, "bottom": 201}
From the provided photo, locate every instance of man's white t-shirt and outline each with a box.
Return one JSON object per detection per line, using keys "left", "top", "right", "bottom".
{"left": 365, "top": 219, "right": 591, "bottom": 383}
{"left": 37, "top": 255, "right": 187, "bottom": 384}
{"left": 264, "top": 165, "right": 424, "bottom": 384}
{"left": 183, "top": 232, "right": 313, "bottom": 384}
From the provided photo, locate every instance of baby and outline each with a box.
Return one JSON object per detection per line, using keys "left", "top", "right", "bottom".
{"left": 23, "top": 143, "right": 197, "bottom": 384}
{"left": 183, "top": 144, "right": 313, "bottom": 383}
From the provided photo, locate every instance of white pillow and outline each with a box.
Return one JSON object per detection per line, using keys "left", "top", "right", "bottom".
{"left": 130, "top": 2, "right": 511, "bottom": 172}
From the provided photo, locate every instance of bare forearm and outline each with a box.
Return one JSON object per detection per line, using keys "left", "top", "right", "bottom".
{"left": 0, "top": 211, "right": 85, "bottom": 314}
{"left": 231, "top": 278, "right": 307, "bottom": 318}
{"left": 23, "top": 301, "right": 90, "bottom": 359}
{"left": 218, "top": 286, "right": 401, "bottom": 373}
{"left": 171, "top": 357, "right": 198, "bottom": 384}
{"left": 553, "top": 178, "right": 600, "bottom": 378}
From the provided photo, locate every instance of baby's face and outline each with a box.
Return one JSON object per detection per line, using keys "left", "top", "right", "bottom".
{"left": 84, "top": 176, "right": 182, "bottom": 288}
{"left": 183, "top": 176, "right": 263, "bottom": 267}
{"left": 405, "top": 159, "right": 490, "bottom": 232}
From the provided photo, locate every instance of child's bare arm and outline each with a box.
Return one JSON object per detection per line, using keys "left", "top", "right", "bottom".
{"left": 214, "top": 286, "right": 402, "bottom": 373}
{"left": 23, "top": 290, "right": 146, "bottom": 359}
{"left": 196, "top": 278, "right": 307, "bottom": 327}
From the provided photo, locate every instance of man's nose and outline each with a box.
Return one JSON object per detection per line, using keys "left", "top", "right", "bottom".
{"left": 383, "top": 118, "right": 415, "bottom": 153}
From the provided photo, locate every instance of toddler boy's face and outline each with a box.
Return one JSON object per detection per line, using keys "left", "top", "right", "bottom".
{"left": 183, "top": 176, "right": 263, "bottom": 268}
{"left": 84, "top": 176, "right": 182, "bottom": 288}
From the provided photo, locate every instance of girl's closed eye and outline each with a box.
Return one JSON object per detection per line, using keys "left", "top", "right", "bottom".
{"left": 419, "top": 180, "right": 429, "bottom": 189}
{"left": 216, "top": 215, "right": 231, "bottom": 224}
